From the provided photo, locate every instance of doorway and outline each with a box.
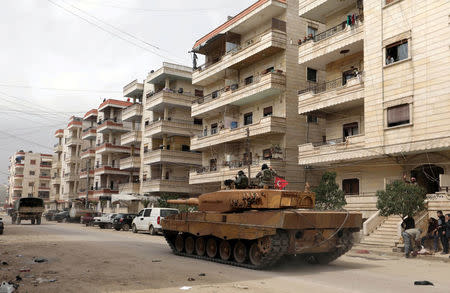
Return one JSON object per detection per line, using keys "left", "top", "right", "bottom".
{"left": 410, "top": 165, "right": 444, "bottom": 194}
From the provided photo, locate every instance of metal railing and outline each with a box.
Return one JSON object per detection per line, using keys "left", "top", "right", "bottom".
{"left": 97, "top": 117, "right": 123, "bottom": 125}
{"left": 148, "top": 118, "right": 197, "bottom": 126}
{"left": 146, "top": 88, "right": 196, "bottom": 99}
{"left": 193, "top": 158, "right": 274, "bottom": 174}
{"left": 299, "top": 16, "right": 362, "bottom": 45}
{"left": 298, "top": 72, "right": 363, "bottom": 95}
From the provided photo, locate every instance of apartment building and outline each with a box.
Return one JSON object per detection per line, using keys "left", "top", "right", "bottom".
{"left": 140, "top": 63, "right": 206, "bottom": 198}
{"left": 79, "top": 109, "right": 98, "bottom": 200}
{"left": 50, "top": 129, "right": 64, "bottom": 209}
{"left": 189, "top": 0, "right": 312, "bottom": 190}
{"left": 92, "top": 99, "right": 138, "bottom": 200}
{"left": 7, "top": 151, "right": 52, "bottom": 204}
{"left": 296, "top": 0, "right": 450, "bottom": 218}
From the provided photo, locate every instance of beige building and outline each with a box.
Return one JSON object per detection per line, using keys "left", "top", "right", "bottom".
{"left": 8, "top": 151, "right": 52, "bottom": 204}
{"left": 79, "top": 109, "right": 98, "bottom": 201}
{"left": 50, "top": 129, "right": 64, "bottom": 209}
{"left": 296, "top": 0, "right": 450, "bottom": 222}
{"left": 189, "top": 0, "right": 311, "bottom": 190}
{"left": 140, "top": 62, "right": 206, "bottom": 198}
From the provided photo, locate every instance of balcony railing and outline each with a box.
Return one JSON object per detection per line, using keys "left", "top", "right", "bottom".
{"left": 298, "top": 72, "right": 363, "bottom": 95}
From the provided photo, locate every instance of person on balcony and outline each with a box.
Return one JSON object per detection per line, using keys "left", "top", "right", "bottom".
{"left": 256, "top": 164, "right": 279, "bottom": 188}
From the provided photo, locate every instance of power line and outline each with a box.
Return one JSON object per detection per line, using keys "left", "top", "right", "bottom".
{"left": 0, "top": 83, "right": 121, "bottom": 93}
{"left": 46, "top": 0, "right": 183, "bottom": 63}
{"left": 0, "top": 130, "right": 53, "bottom": 151}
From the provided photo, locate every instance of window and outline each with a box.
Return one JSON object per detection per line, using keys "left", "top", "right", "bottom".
{"left": 143, "top": 209, "right": 151, "bottom": 217}
{"left": 194, "top": 89, "right": 204, "bottom": 97}
{"left": 181, "top": 145, "right": 190, "bottom": 152}
{"left": 307, "top": 68, "right": 317, "bottom": 82}
{"left": 342, "top": 178, "right": 359, "bottom": 195}
{"left": 28, "top": 182, "right": 34, "bottom": 187}
{"left": 307, "top": 26, "right": 317, "bottom": 38}
{"left": 244, "top": 113, "right": 253, "bottom": 125}
{"left": 29, "top": 171, "right": 35, "bottom": 175}
{"left": 265, "top": 66, "right": 274, "bottom": 74}
{"left": 263, "top": 148, "right": 272, "bottom": 159}
{"left": 30, "top": 160, "right": 36, "bottom": 165}
{"left": 342, "top": 69, "right": 355, "bottom": 85}
{"left": 194, "top": 118, "right": 202, "bottom": 125}
{"left": 387, "top": 104, "right": 410, "bottom": 127}
{"left": 307, "top": 115, "right": 318, "bottom": 123}
{"left": 343, "top": 122, "right": 359, "bottom": 139}
{"left": 263, "top": 106, "right": 273, "bottom": 117}
{"left": 211, "top": 123, "right": 218, "bottom": 135}
{"left": 244, "top": 76, "right": 253, "bottom": 85}
{"left": 210, "top": 159, "right": 217, "bottom": 171}
{"left": 211, "top": 90, "right": 219, "bottom": 99}
{"left": 386, "top": 39, "right": 408, "bottom": 65}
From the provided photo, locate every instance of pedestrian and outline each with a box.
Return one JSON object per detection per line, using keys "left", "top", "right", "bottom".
{"left": 420, "top": 217, "right": 439, "bottom": 252}
{"left": 256, "top": 164, "right": 279, "bottom": 188}
{"left": 386, "top": 55, "right": 394, "bottom": 65}
{"left": 402, "top": 228, "right": 422, "bottom": 258}
{"left": 234, "top": 170, "right": 249, "bottom": 189}
{"left": 437, "top": 210, "right": 448, "bottom": 254}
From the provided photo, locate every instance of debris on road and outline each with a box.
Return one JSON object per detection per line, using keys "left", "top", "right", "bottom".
{"left": 233, "top": 284, "right": 249, "bottom": 289}
{"left": 187, "top": 277, "right": 195, "bottom": 281}
{"left": 33, "top": 277, "right": 56, "bottom": 284}
{"left": 179, "top": 286, "right": 192, "bottom": 291}
{"left": 33, "top": 258, "right": 47, "bottom": 263}
{"left": 1, "top": 262, "right": 8, "bottom": 266}
{"left": 198, "top": 273, "right": 206, "bottom": 276}
{"left": 152, "top": 259, "right": 162, "bottom": 263}
{"left": 414, "top": 281, "right": 434, "bottom": 286}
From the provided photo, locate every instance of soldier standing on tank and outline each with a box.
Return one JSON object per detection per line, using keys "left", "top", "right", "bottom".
{"left": 256, "top": 164, "right": 279, "bottom": 188}
{"left": 234, "top": 170, "right": 249, "bottom": 189}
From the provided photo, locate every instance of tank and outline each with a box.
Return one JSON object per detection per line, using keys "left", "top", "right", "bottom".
{"left": 161, "top": 188, "right": 362, "bottom": 269}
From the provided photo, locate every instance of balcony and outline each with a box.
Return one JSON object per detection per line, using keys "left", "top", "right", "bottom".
{"left": 299, "top": 0, "right": 360, "bottom": 22}
{"left": 54, "top": 129, "right": 64, "bottom": 138}
{"left": 96, "top": 143, "right": 131, "bottom": 155}
{"left": 298, "top": 134, "right": 375, "bottom": 165}
{"left": 298, "top": 20, "right": 363, "bottom": 67}
{"left": 193, "top": 29, "right": 287, "bottom": 86}
{"left": 123, "top": 80, "right": 144, "bottom": 98}
{"left": 64, "top": 155, "right": 79, "bottom": 164}
{"left": 51, "top": 176, "right": 61, "bottom": 185}
{"left": 14, "top": 163, "right": 24, "bottom": 169}
{"left": 146, "top": 90, "right": 197, "bottom": 112}
{"left": 93, "top": 187, "right": 119, "bottom": 196}
{"left": 83, "top": 109, "right": 98, "bottom": 121}
{"left": 119, "top": 182, "right": 140, "bottom": 194}
{"left": 298, "top": 74, "right": 364, "bottom": 115}
{"left": 38, "top": 187, "right": 50, "bottom": 191}
{"left": 143, "top": 149, "right": 201, "bottom": 166}
{"left": 97, "top": 119, "right": 128, "bottom": 134}
{"left": 82, "top": 127, "right": 97, "bottom": 140}
{"left": 66, "top": 137, "right": 83, "bottom": 146}
{"left": 122, "top": 103, "right": 143, "bottom": 122}
{"left": 68, "top": 117, "right": 82, "bottom": 130}
{"left": 63, "top": 172, "right": 79, "bottom": 182}
{"left": 192, "top": 72, "right": 286, "bottom": 118}
{"left": 144, "top": 119, "right": 202, "bottom": 138}
{"left": 52, "top": 161, "right": 62, "bottom": 169}
{"left": 13, "top": 186, "right": 23, "bottom": 190}
{"left": 79, "top": 169, "right": 94, "bottom": 179}
{"left": 94, "top": 164, "right": 130, "bottom": 176}
{"left": 189, "top": 158, "right": 285, "bottom": 185}
{"left": 191, "top": 116, "right": 286, "bottom": 151}
{"left": 14, "top": 174, "right": 24, "bottom": 179}
{"left": 80, "top": 148, "right": 96, "bottom": 159}
{"left": 39, "top": 175, "right": 51, "bottom": 180}
{"left": 142, "top": 178, "right": 202, "bottom": 194}
{"left": 121, "top": 130, "right": 142, "bottom": 146}
{"left": 119, "top": 156, "right": 141, "bottom": 171}
{"left": 53, "top": 143, "right": 62, "bottom": 153}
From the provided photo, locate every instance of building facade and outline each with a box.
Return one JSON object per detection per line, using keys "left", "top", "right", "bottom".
{"left": 297, "top": 0, "right": 450, "bottom": 218}
{"left": 8, "top": 151, "right": 52, "bottom": 204}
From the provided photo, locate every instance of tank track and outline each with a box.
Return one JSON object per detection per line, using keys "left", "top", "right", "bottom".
{"left": 303, "top": 230, "right": 354, "bottom": 264}
{"left": 163, "top": 231, "right": 288, "bottom": 270}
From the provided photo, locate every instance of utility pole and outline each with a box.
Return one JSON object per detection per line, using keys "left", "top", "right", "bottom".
{"left": 85, "top": 160, "right": 90, "bottom": 209}
{"left": 246, "top": 128, "right": 251, "bottom": 183}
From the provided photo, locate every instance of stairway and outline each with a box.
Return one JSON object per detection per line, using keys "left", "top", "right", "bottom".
{"left": 360, "top": 216, "right": 402, "bottom": 247}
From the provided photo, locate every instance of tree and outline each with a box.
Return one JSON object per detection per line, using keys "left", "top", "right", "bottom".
{"left": 313, "top": 172, "right": 347, "bottom": 210}
{"left": 141, "top": 199, "right": 150, "bottom": 208}
{"left": 376, "top": 180, "right": 426, "bottom": 218}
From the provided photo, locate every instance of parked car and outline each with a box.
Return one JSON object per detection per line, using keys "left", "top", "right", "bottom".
{"left": 112, "top": 213, "right": 136, "bottom": 231}
{"left": 81, "top": 212, "right": 102, "bottom": 226}
{"left": 98, "top": 213, "right": 117, "bottom": 229}
{"left": 132, "top": 208, "right": 179, "bottom": 235}
{"left": 54, "top": 211, "right": 70, "bottom": 223}
{"left": 44, "top": 210, "right": 60, "bottom": 221}
{"left": 0, "top": 217, "right": 4, "bottom": 235}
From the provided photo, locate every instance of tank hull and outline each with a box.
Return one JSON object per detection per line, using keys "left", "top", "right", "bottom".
{"left": 162, "top": 209, "right": 362, "bottom": 269}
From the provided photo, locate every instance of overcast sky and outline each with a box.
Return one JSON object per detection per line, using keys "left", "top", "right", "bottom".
{"left": 0, "top": 0, "right": 255, "bottom": 183}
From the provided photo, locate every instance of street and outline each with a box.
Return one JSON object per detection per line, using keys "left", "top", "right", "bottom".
{"left": 0, "top": 218, "right": 449, "bottom": 293}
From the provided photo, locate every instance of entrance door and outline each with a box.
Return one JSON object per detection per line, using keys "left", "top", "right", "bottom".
{"left": 343, "top": 122, "right": 358, "bottom": 141}
{"left": 411, "top": 165, "right": 444, "bottom": 194}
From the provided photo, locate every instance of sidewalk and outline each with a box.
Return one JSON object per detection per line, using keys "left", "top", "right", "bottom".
{"left": 350, "top": 243, "right": 450, "bottom": 263}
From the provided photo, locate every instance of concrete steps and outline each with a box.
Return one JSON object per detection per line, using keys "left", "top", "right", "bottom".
{"left": 360, "top": 215, "right": 402, "bottom": 247}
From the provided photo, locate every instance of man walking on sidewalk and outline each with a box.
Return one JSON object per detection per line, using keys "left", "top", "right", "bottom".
{"left": 402, "top": 228, "right": 422, "bottom": 258}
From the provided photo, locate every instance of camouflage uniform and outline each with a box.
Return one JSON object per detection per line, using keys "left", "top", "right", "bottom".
{"left": 256, "top": 168, "right": 278, "bottom": 188}
{"left": 234, "top": 173, "right": 249, "bottom": 189}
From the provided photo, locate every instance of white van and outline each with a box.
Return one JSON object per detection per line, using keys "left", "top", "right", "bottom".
{"left": 132, "top": 208, "right": 179, "bottom": 235}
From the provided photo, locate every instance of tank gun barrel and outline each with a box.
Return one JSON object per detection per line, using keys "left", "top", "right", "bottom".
{"left": 167, "top": 198, "right": 199, "bottom": 206}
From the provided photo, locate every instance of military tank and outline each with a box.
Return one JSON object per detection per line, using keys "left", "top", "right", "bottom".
{"left": 161, "top": 188, "right": 362, "bottom": 269}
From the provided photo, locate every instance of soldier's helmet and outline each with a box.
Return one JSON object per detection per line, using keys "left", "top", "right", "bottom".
{"left": 238, "top": 170, "right": 245, "bottom": 176}
{"left": 261, "top": 164, "right": 268, "bottom": 170}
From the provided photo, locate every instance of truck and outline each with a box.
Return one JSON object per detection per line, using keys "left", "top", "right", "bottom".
{"left": 11, "top": 197, "right": 44, "bottom": 225}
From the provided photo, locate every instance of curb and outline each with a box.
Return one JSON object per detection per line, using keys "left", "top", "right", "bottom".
{"left": 350, "top": 245, "right": 450, "bottom": 263}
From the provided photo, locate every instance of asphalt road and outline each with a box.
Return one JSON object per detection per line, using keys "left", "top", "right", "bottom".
{"left": 0, "top": 218, "right": 449, "bottom": 292}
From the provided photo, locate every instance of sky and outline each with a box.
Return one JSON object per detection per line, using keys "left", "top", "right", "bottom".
{"left": 0, "top": 0, "right": 255, "bottom": 183}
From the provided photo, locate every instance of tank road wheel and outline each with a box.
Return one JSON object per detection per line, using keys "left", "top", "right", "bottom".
{"left": 233, "top": 241, "right": 247, "bottom": 264}
{"left": 206, "top": 238, "right": 218, "bottom": 258}
{"left": 185, "top": 236, "right": 195, "bottom": 255}
{"left": 195, "top": 237, "right": 206, "bottom": 256}
{"left": 175, "top": 234, "right": 184, "bottom": 253}
{"left": 219, "top": 240, "right": 232, "bottom": 261}
{"left": 37, "top": 217, "right": 41, "bottom": 225}
{"left": 249, "top": 242, "right": 263, "bottom": 267}
{"left": 31, "top": 219, "right": 35, "bottom": 225}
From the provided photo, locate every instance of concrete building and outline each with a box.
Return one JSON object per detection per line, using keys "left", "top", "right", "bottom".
{"left": 296, "top": 0, "right": 450, "bottom": 243}
{"left": 7, "top": 151, "right": 53, "bottom": 204}
{"left": 140, "top": 63, "right": 206, "bottom": 198}
{"left": 50, "top": 129, "right": 64, "bottom": 210}
{"left": 188, "top": 0, "right": 311, "bottom": 190}
{"left": 79, "top": 109, "right": 98, "bottom": 201}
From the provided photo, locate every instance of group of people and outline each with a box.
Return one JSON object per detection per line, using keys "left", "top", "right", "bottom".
{"left": 401, "top": 210, "right": 450, "bottom": 258}
{"left": 224, "top": 164, "right": 280, "bottom": 189}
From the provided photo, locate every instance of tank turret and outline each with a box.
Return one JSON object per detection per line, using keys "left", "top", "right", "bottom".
{"left": 167, "top": 189, "right": 315, "bottom": 213}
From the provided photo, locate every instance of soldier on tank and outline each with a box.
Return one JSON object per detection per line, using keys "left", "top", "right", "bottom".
{"left": 256, "top": 164, "right": 279, "bottom": 188}
{"left": 234, "top": 170, "right": 249, "bottom": 189}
